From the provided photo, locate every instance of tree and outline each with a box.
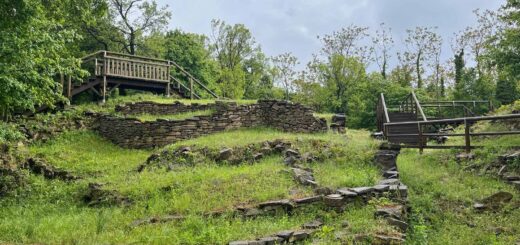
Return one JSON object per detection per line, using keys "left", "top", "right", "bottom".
{"left": 0, "top": 0, "right": 84, "bottom": 120}
{"left": 319, "top": 25, "right": 371, "bottom": 64}
{"left": 491, "top": 0, "right": 520, "bottom": 83}
{"left": 496, "top": 79, "right": 518, "bottom": 105}
{"left": 404, "top": 26, "right": 441, "bottom": 88}
{"left": 372, "top": 23, "right": 394, "bottom": 79}
{"left": 210, "top": 19, "right": 257, "bottom": 70}
{"left": 243, "top": 51, "right": 274, "bottom": 99}
{"left": 162, "top": 30, "right": 220, "bottom": 97}
{"left": 271, "top": 53, "right": 299, "bottom": 100}
{"left": 108, "top": 0, "right": 171, "bottom": 55}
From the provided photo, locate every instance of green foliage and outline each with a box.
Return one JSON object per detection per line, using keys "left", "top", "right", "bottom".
{"left": 0, "top": 0, "right": 85, "bottom": 119}
{"left": 0, "top": 122, "right": 24, "bottom": 144}
{"left": 496, "top": 79, "right": 519, "bottom": 105}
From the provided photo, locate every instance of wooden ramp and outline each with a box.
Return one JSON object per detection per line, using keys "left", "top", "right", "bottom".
{"left": 63, "top": 51, "right": 218, "bottom": 101}
{"left": 375, "top": 92, "right": 520, "bottom": 153}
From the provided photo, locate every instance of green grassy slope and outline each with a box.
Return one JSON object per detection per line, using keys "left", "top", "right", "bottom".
{"left": 0, "top": 128, "right": 388, "bottom": 244}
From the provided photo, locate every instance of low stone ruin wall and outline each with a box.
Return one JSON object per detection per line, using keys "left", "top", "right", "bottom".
{"left": 94, "top": 100, "right": 328, "bottom": 148}
{"left": 115, "top": 101, "right": 216, "bottom": 115}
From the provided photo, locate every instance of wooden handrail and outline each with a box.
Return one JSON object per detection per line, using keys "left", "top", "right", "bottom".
{"left": 79, "top": 50, "right": 219, "bottom": 99}
{"left": 380, "top": 93, "right": 390, "bottom": 123}
{"left": 411, "top": 91, "right": 427, "bottom": 121}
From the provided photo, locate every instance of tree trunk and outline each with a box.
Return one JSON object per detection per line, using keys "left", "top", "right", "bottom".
{"left": 129, "top": 32, "right": 136, "bottom": 55}
{"left": 416, "top": 51, "right": 422, "bottom": 88}
{"left": 381, "top": 58, "right": 387, "bottom": 79}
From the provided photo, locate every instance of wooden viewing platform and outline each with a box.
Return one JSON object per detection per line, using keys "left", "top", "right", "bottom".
{"left": 377, "top": 92, "right": 520, "bottom": 153}
{"left": 62, "top": 51, "right": 218, "bottom": 102}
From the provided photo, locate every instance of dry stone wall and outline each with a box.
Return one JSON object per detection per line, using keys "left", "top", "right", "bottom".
{"left": 94, "top": 100, "right": 327, "bottom": 148}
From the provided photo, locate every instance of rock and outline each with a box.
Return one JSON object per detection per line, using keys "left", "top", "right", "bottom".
{"left": 371, "top": 131, "right": 384, "bottom": 140}
{"left": 373, "top": 234, "right": 405, "bottom": 245}
{"left": 323, "top": 194, "right": 345, "bottom": 207}
{"left": 383, "top": 171, "right": 399, "bottom": 178}
{"left": 284, "top": 149, "right": 300, "bottom": 158}
{"left": 258, "top": 199, "right": 294, "bottom": 213}
{"left": 336, "top": 188, "right": 358, "bottom": 197}
{"left": 218, "top": 148, "right": 233, "bottom": 161}
{"left": 504, "top": 175, "right": 520, "bottom": 181}
{"left": 294, "top": 196, "right": 322, "bottom": 205}
{"left": 276, "top": 230, "right": 294, "bottom": 241}
{"left": 389, "top": 184, "right": 408, "bottom": 198}
{"left": 341, "top": 220, "right": 350, "bottom": 228}
{"left": 378, "top": 178, "right": 400, "bottom": 185}
{"left": 386, "top": 217, "right": 408, "bottom": 231}
{"left": 289, "top": 230, "right": 311, "bottom": 242}
{"left": 349, "top": 187, "right": 374, "bottom": 195}
{"left": 284, "top": 156, "right": 299, "bottom": 166}
{"left": 373, "top": 185, "right": 390, "bottom": 192}
{"left": 83, "top": 182, "right": 131, "bottom": 207}
{"left": 476, "top": 191, "right": 514, "bottom": 211}
{"left": 228, "top": 241, "right": 250, "bottom": 245}
{"left": 24, "top": 158, "right": 78, "bottom": 181}
{"left": 291, "top": 168, "right": 317, "bottom": 186}
{"left": 456, "top": 152, "right": 475, "bottom": 162}
{"left": 314, "top": 187, "right": 333, "bottom": 195}
{"left": 130, "top": 214, "right": 184, "bottom": 227}
{"left": 243, "top": 208, "right": 264, "bottom": 218}
{"left": 374, "top": 150, "right": 399, "bottom": 171}
{"left": 252, "top": 153, "right": 263, "bottom": 161}
{"left": 375, "top": 205, "right": 405, "bottom": 220}
{"left": 257, "top": 236, "right": 284, "bottom": 244}
{"left": 332, "top": 114, "right": 346, "bottom": 127}
{"left": 302, "top": 220, "right": 323, "bottom": 229}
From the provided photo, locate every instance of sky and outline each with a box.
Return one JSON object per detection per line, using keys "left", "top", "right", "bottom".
{"left": 158, "top": 0, "right": 503, "bottom": 71}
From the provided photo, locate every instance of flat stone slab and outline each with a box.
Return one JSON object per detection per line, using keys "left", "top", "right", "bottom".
{"left": 386, "top": 217, "right": 408, "bottom": 231}
{"left": 337, "top": 188, "right": 358, "bottom": 197}
{"left": 349, "top": 187, "right": 374, "bottom": 195}
{"left": 294, "top": 195, "right": 322, "bottom": 204}
{"left": 373, "top": 185, "right": 390, "bottom": 192}
{"left": 302, "top": 220, "right": 323, "bottom": 229}
{"left": 324, "top": 194, "right": 345, "bottom": 207}
{"left": 375, "top": 205, "right": 405, "bottom": 220}
{"left": 276, "top": 230, "right": 294, "bottom": 241}
{"left": 378, "top": 178, "right": 400, "bottom": 185}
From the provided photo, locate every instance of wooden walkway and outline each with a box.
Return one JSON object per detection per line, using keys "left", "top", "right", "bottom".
{"left": 62, "top": 51, "right": 218, "bottom": 102}
{"left": 377, "top": 92, "right": 520, "bottom": 152}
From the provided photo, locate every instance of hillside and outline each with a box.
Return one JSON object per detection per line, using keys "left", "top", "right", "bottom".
{"left": 1, "top": 95, "right": 519, "bottom": 244}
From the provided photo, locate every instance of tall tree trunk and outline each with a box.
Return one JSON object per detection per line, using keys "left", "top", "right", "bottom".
{"left": 416, "top": 51, "right": 422, "bottom": 88}
{"left": 129, "top": 32, "right": 136, "bottom": 55}
{"left": 382, "top": 58, "right": 387, "bottom": 79}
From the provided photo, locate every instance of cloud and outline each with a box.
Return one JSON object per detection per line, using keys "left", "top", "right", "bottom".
{"left": 161, "top": 0, "right": 503, "bottom": 70}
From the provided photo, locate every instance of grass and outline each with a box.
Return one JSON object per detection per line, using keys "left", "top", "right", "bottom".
{"left": 0, "top": 127, "right": 385, "bottom": 244}
{"left": 73, "top": 93, "right": 256, "bottom": 115}
{"left": 126, "top": 109, "right": 215, "bottom": 122}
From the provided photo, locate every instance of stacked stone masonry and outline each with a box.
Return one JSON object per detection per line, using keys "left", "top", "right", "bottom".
{"left": 95, "top": 100, "right": 328, "bottom": 148}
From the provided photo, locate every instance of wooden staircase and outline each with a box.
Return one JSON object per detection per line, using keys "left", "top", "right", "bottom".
{"left": 386, "top": 112, "right": 422, "bottom": 145}
{"left": 64, "top": 51, "right": 218, "bottom": 101}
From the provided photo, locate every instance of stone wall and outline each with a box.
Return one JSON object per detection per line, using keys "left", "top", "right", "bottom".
{"left": 94, "top": 100, "right": 327, "bottom": 148}
{"left": 115, "top": 101, "right": 216, "bottom": 115}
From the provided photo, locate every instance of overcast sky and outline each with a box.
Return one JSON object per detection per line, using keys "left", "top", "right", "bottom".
{"left": 158, "top": 0, "right": 503, "bottom": 71}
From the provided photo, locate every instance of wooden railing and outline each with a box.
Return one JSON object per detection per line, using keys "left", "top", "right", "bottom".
{"left": 398, "top": 91, "right": 427, "bottom": 121}
{"left": 376, "top": 93, "right": 390, "bottom": 132}
{"left": 384, "top": 114, "right": 520, "bottom": 153}
{"left": 420, "top": 100, "right": 492, "bottom": 120}
{"left": 79, "top": 51, "right": 218, "bottom": 99}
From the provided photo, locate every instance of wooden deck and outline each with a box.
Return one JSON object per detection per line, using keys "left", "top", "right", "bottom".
{"left": 62, "top": 51, "right": 218, "bottom": 102}
{"left": 377, "top": 92, "right": 519, "bottom": 152}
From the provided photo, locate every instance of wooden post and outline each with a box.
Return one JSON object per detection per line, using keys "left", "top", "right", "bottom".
{"left": 67, "top": 76, "right": 72, "bottom": 98}
{"left": 418, "top": 122, "right": 423, "bottom": 154}
{"left": 189, "top": 77, "right": 193, "bottom": 100}
{"left": 60, "top": 73, "right": 64, "bottom": 95}
{"left": 464, "top": 119, "right": 471, "bottom": 153}
{"left": 166, "top": 61, "right": 171, "bottom": 97}
{"left": 102, "top": 51, "right": 107, "bottom": 103}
